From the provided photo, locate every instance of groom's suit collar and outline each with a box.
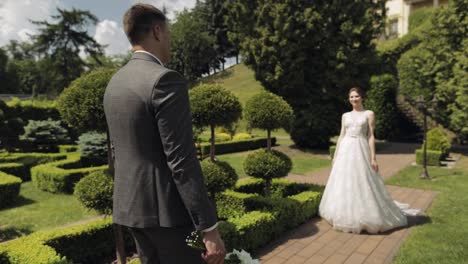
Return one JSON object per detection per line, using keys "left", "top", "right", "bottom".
{"left": 132, "top": 50, "right": 164, "bottom": 66}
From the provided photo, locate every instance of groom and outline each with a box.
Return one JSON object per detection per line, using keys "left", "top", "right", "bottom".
{"left": 103, "top": 4, "right": 226, "bottom": 264}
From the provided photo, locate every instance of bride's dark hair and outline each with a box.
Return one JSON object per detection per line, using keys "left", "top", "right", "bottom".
{"left": 349, "top": 87, "right": 366, "bottom": 99}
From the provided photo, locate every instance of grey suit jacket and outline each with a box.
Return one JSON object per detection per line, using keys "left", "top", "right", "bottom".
{"left": 103, "top": 52, "right": 217, "bottom": 231}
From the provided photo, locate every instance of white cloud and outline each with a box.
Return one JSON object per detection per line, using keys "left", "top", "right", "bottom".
{"left": 0, "top": 0, "right": 59, "bottom": 47}
{"left": 129, "top": 0, "right": 197, "bottom": 20}
{"left": 94, "top": 19, "right": 131, "bottom": 55}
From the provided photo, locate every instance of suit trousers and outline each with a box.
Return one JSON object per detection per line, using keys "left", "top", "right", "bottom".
{"left": 129, "top": 225, "right": 204, "bottom": 264}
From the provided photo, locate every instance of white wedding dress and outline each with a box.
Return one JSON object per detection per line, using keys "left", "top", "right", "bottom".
{"left": 319, "top": 110, "right": 420, "bottom": 234}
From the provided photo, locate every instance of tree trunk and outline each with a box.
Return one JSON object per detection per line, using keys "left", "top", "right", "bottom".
{"left": 264, "top": 178, "right": 271, "bottom": 197}
{"left": 236, "top": 54, "right": 239, "bottom": 64}
{"left": 267, "top": 129, "right": 271, "bottom": 151}
{"left": 421, "top": 112, "right": 430, "bottom": 179}
{"left": 210, "top": 125, "right": 216, "bottom": 161}
{"left": 107, "top": 130, "right": 126, "bottom": 264}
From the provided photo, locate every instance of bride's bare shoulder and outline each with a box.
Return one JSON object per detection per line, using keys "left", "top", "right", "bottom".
{"left": 365, "top": 110, "right": 375, "bottom": 118}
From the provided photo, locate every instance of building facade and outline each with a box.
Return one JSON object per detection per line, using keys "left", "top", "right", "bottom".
{"left": 385, "top": 0, "right": 448, "bottom": 38}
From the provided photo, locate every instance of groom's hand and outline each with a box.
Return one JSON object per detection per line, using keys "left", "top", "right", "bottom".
{"left": 202, "top": 228, "right": 226, "bottom": 264}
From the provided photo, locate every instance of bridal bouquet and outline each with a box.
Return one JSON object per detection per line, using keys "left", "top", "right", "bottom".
{"left": 186, "top": 231, "right": 260, "bottom": 264}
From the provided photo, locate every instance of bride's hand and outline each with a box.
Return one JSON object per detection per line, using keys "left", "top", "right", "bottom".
{"left": 371, "top": 160, "right": 379, "bottom": 172}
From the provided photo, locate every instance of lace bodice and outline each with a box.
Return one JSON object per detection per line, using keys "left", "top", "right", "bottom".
{"left": 344, "top": 111, "right": 369, "bottom": 138}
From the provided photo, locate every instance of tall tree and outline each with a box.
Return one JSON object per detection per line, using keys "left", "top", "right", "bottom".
{"left": 30, "top": 8, "right": 104, "bottom": 94}
{"left": 0, "top": 48, "right": 20, "bottom": 94}
{"left": 3, "top": 40, "right": 47, "bottom": 95}
{"left": 225, "top": 0, "right": 386, "bottom": 147}
{"left": 206, "top": 0, "right": 236, "bottom": 69}
{"left": 168, "top": 9, "right": 218, "bottom": 82}
{"left": 5, "top": 40, "right": 36, "bottom": 60}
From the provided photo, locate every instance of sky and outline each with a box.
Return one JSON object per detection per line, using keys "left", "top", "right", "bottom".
{"left": 0, "top": 0, "right": 197, "bottom": 55}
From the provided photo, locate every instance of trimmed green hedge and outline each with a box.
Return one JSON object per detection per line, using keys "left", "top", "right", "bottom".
{"left": 199, "top": 137, "right": 276, "bottom": 156}
{"left": 216, "top": 178, "right": 323, "bottom": 251}
{"left": 215, "top": 190, "right": 259, "bottom": 219}
{"left": 220, "top": 211, "right": 276, "bottom": 251}
{"left": 31, "top": 154, "right": 108, "bottom": 193}
{"left": 0, "top": 163, "right": 28, "bottom": 180}
{"left": 6, "top": 98, "right": 61, "bottom": 121}
{"left": 0, "top": 217, "right": 134, "bottom": 264}
{"left": 0, "top": 178, "right": 323, "bottom": 262}
{"left": 0, "top": 152, "right": 67, "bottom": 181}
{"left": 416, "top": 149, "right": 442, "bottom": 166}
{"left": 0, "top": 171, "right": 22, "bottom": 208}
{"left": 233, "top": 178, "right": 319, "bottom": 198}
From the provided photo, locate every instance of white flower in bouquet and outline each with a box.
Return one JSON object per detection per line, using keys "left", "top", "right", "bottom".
{"left": 225, "top": 249, "right": 260, "bottom": 264}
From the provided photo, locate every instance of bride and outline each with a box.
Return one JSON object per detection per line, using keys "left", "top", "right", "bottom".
{"left": 319, "top": 87, "right": 419, "bottom": 234}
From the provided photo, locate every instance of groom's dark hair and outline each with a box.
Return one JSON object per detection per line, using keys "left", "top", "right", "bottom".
{"left": 123, "top": 3, "right": 167, "bottom": 45}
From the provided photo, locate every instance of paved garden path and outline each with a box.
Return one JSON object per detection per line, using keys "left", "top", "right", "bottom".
{"left": 255, "top": 142, "right": 437, "bottom": 264}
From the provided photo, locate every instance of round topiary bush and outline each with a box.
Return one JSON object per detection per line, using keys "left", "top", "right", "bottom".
{"left": 20, "top": 119, "right": 70, "bottom": 152}
{"left": 74, "top": 170, "right": 113, "bottom": 215}
{"left": 57, "top": 68, "right": 117, "bottom": 133}
{"left": 243, "top": 149, "right": 292, "bottom": 196}
{"left": 77, "top": 131, "right": 108, "bottom": 166}
{"left": 245, "top": 91, "right": 293, "bottom": 150}
{"left": 233, "top": 133, "right": 252, "bottom": 141}
{"left": 189, "top": 84, "right": 242, "bottom": 160}
{"left": 201, "top": 159, "right": 238, "bottom": 198}
{"left": 426, "top": 127, "right": 451, "bottom": 156}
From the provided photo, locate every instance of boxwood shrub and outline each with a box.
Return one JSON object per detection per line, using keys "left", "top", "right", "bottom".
{"left": 0, "top": 152, "right": 67, "bottom": 181}
{"left": 0, "top": 179, "right": 323, "bottom": 262}
{"left": 416, "top": 149, "right": 442, "bottom": 166}
{"left": 199, "top": 137, "right": 276, "bottom": 156}
{"left": 0, "top": 171, "right": 22, "bottom": 208}
{"left": 0, "top": 217, "right": 134, "bottom": 264}
{"left": 31, "top": 154, "right": 108, "bottom": 193}
{"left": 6, "top": 98, "right": 61, "bottom": 121}
{"left": 0, "top": 163, "right": 28, "bottom": 180}
{"left": 74, "top": 170, "right": 113, "bottom": 215}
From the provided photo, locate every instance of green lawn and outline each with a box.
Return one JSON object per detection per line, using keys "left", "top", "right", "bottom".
{"left": 385, "top": 153, "right": 468, "bottom": 264}
{"left": 202, "top": 64, "right": 265, "bottom": 105}
{"left": 0, "top": 181, "right": 99, "bottom": 242}
{"left": 217, "top": 137, "right": 330, "bottom": 178}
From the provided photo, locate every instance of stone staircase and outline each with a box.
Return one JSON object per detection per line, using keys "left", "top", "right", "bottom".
{"left": 396, "top": 95, "right": 457, "bottom": 140}
{"left": 396, "top": 95, "right": 437, "bottom": 130}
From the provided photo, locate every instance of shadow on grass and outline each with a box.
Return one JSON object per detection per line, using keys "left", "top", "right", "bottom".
{"left": 406, "top": 215, "right": 432, "bottom": 227}
{"left": 0, "top": 226, "right": 33, "bottom": 242}
{"left": 1, "top": 195, "right": 36, "bottom": 210}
